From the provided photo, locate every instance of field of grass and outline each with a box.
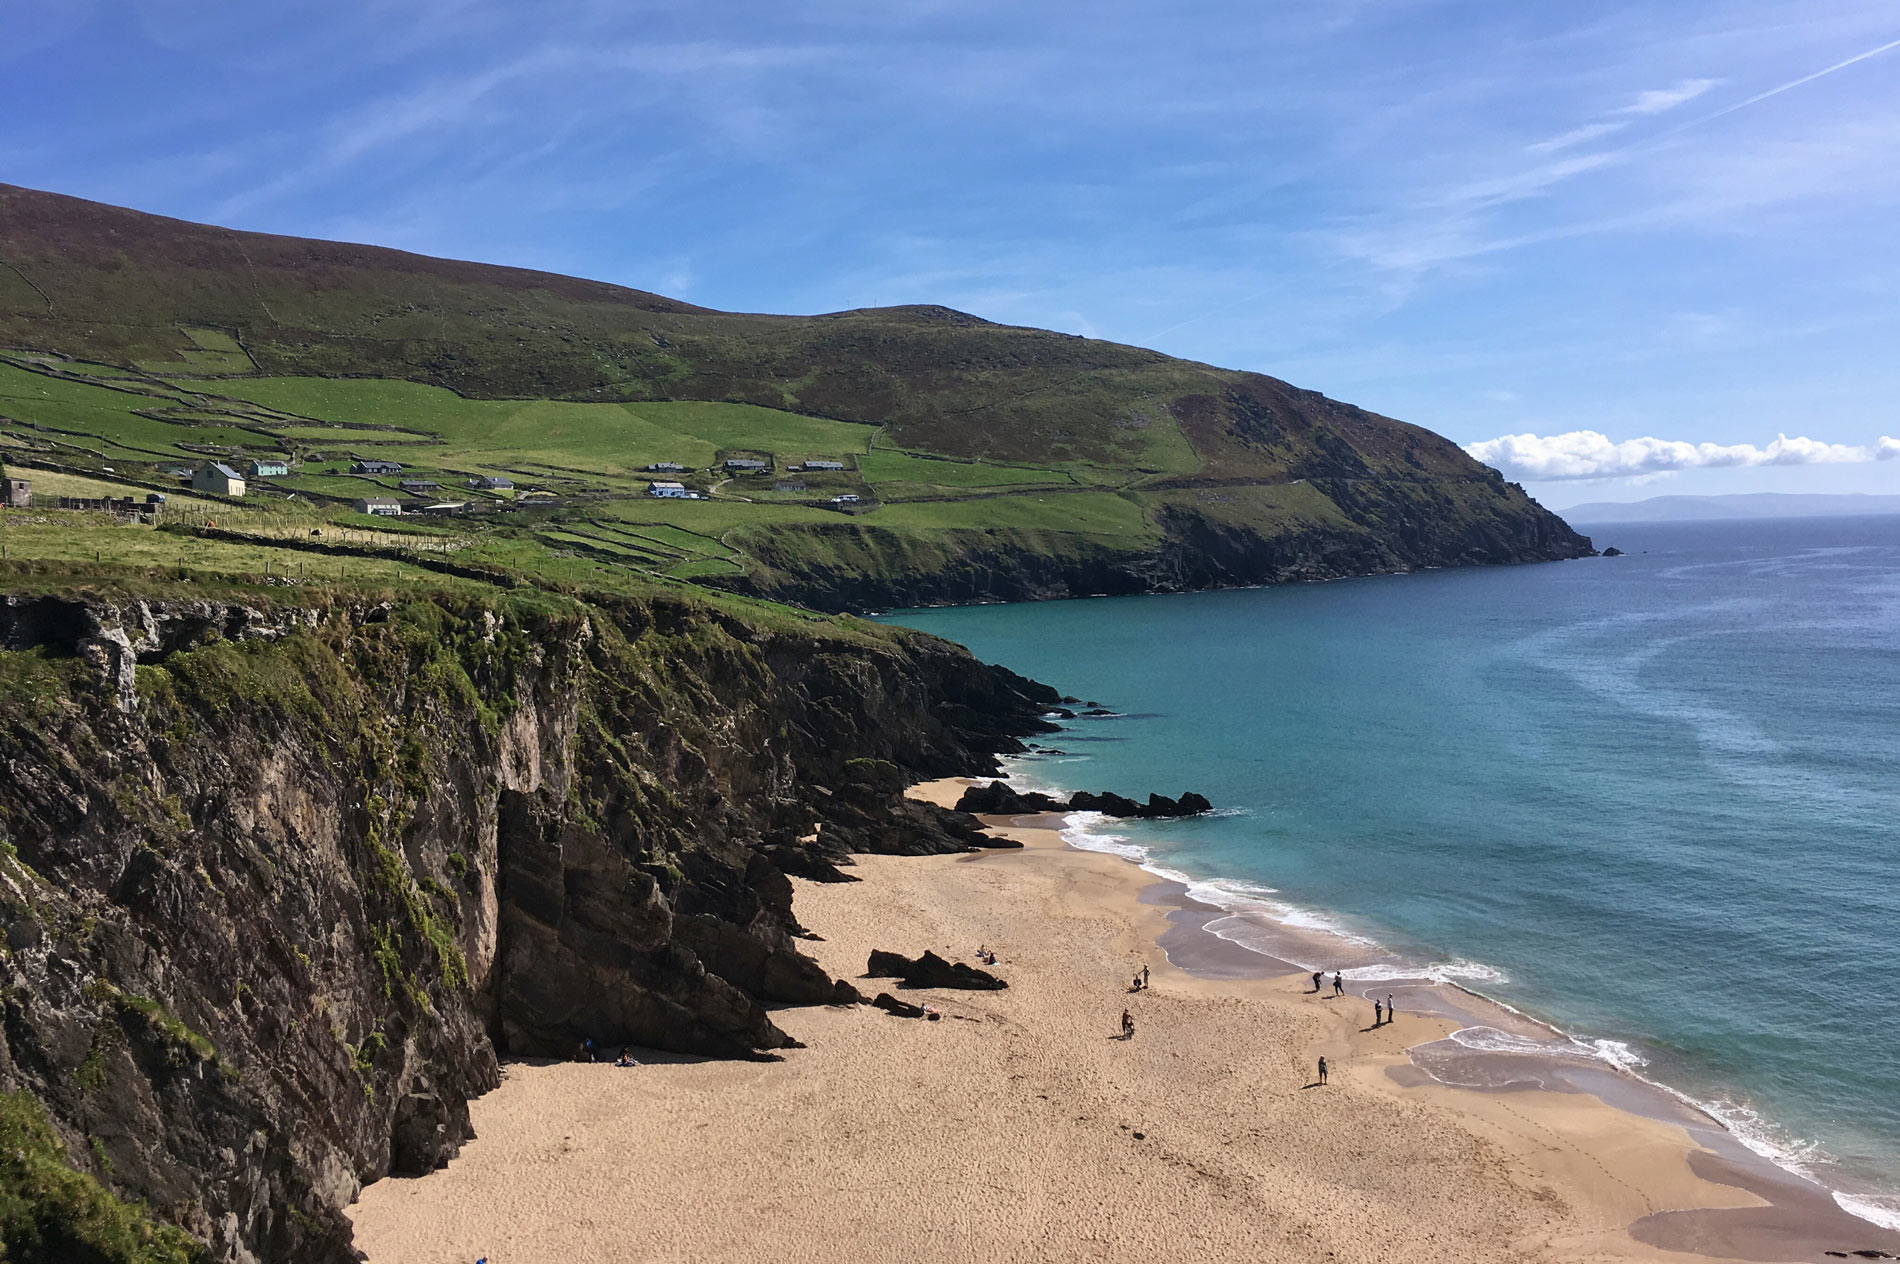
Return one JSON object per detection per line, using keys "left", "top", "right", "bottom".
{"left": 0, "top": 350, "right": 1201, "bottom": 606}
{"left": 871, "top": 490, "right": 1155, "bottom": 537}
{"left": 178, "top": 378, "right": 880, "bottom": 480}
{"left": 1, "top": 345, "right": 1481, "bottom": 614}
{"left": 857, "top": 449, "right": 1073, "bottom": 488}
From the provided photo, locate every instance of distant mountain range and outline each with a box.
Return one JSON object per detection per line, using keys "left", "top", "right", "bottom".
{"left": 1560, "top": 492, "right": 1900, "bottom": 524}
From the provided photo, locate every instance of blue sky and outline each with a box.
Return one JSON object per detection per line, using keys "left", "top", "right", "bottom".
{"left": 5, "top": 0, "right": 1898, "bottom": 508}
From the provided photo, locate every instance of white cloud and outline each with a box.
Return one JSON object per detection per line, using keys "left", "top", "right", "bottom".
{"left": 1465, "top": 429, "right": 1899, "bottom": 480}
{"left": 1618, "top": 78, "right": 1717, "bottom": 116}
{"left": 1526, "top": 121, "right": 1624, "bottom": 155}
{"left": 1525, "top": 79, "right": 1717, "bottom": 153}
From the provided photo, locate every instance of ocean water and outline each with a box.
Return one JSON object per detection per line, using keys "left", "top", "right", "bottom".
{"left": 882, "top": 515, "right": 1900, "bottom": 1228}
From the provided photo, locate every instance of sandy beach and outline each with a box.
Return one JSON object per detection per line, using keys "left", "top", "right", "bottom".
{"left": 350, "top": 779, "right": 1900, "bottom": 1264}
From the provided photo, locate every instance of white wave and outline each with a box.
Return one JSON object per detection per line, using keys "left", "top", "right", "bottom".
{"left": 1447, "top": 1026, "right": 1557, "bottom": 1057}
{"left": 1834, "top": 1190, "right": 1900, "bottom": 1233}
{"left": 1589, "top": 1038, "right": 1649, "bottom": 1072}
{"left": 1345, "top": 959, "right": 1509, "bottom": 986}
{"left": 1058, "top": 811, "right": 1148, "bottom": 863}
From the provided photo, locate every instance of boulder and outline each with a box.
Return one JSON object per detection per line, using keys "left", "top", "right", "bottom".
{"left": 953, "top": 780, "right": 1064, "bottom": 815}
{"left": 865, "top": 949, "right": 1006, "bottom": 990}
{"left": 871, "top": 992, "right": 926, "bottom": 1018}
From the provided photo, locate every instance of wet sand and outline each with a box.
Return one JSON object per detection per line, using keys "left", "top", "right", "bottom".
{"left": 348, "top": 778, "right": 1900, "bottom": 1263}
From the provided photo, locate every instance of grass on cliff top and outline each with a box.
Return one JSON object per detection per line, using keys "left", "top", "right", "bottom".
{"left": 0, "top": 1090, "right": 208, "bottom": 1263}
{"left": 2, "top": 353, "right": 1192, "bottom": 602}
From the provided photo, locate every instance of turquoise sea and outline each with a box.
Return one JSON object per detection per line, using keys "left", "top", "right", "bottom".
{"left": 883, "top": 515, "right": 1900, "bottom": 1229}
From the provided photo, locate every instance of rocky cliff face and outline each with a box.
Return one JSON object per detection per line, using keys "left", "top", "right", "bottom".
{"left": 0, "top": 586, "right": 1053, "bottom": 1262}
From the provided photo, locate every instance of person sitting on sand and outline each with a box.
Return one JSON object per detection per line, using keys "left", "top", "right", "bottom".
{"left": 922, "top": 1004, "right": 942, "bottom": 1021}
{"left": 615, "top": 1048, "right": 638, "bottom": 1067}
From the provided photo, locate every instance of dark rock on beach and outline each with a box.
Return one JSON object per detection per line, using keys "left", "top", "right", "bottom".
{"left": 865, "top": 950, "right": 1007, "bottom": 991}
{"left": 870, "top": 992, "right": 927, "bottom": 1019}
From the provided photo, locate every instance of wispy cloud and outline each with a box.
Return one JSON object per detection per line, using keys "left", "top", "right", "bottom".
{"left": 1527, "top": 80, "right": 1715, "bottom": 154}
{"left": 1339, "top": 33, "right": 1900, "bottom": 286}
{"left": 1466, "top": 429, "right": 1900, "bottom": 480}
{"left": 1618, "top": 78, "right": 1717, "bottom": 116}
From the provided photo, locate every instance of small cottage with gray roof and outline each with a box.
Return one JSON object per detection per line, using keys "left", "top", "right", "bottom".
{"left": 192, "top": 463, "right": 246, "bottom": 497}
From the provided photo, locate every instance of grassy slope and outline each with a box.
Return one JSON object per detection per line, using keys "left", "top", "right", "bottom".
{"left": 0, "top": 183, "right": 1592, "bottom": 606}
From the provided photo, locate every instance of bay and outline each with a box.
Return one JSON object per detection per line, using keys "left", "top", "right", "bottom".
{"left": 883, "top": 515, "right": 1900, "bottom": 1226}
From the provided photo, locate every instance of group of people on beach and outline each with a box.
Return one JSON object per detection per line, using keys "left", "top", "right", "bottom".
{"left": 575, "top": 1039, "right": 641, "bottom": 1067}
{"left": 1310, "top": 970, "right": 1398, "bottom": 1027}
{"left": 1303, "top": 972, "right": 1402, "bottom": 1086}
{"left": 1116, "top": 963, "right": 1151, "bottom": 1038}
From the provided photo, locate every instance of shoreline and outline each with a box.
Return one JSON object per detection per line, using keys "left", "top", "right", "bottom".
{"left": 348, "top": 777, "right": 1899, "bottom": 1263}
{"left": 937, "top": 779, "right": 1900, "bottom": 1262}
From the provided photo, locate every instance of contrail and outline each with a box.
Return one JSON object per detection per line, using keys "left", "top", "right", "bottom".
{"left": 1667, "top": 32, "right": 1900, "bottom": 134}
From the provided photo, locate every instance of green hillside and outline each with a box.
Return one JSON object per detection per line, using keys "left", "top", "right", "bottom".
{"left": 0, "top": 183, "right": 1592, "bottom": 608}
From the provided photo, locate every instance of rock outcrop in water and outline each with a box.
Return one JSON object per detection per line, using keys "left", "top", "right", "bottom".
{"left": 0, "top": 587, "right": 1055, "bottom": 1262}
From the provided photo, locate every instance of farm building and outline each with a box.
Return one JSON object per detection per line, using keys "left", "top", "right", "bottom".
{"left": 192, "top": 463, "right": 246, "bottom": 497}
{"left": 58, "top": 493, "right": 164, "bottom": 519}
{"left": 467, "top": 475, "right": 514, "bottom": 489}
{"left": 247, "top": 459, "right": 290, "bottom": 478}
{"left": 399, "top": 480, "right": 440, "bottom": 494}
{"left": 802, "top": 459, "right": 845, "bottom": 471}
{"left": 723, "top": 458, "right": 767, "bottom": 472}
{"left": 1, "top": 477, "right": 29, "bottom": 507}
{"left": 648, "top": 481, "right": 691, "bottom": 499}
{"left": 351, "top": 459, "right": 404, "bottom": 475}
{"left": 354, "top": 497, "right": 402, "bottom": 516}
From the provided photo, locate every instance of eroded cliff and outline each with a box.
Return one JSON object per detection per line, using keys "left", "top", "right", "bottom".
{"left": 0, "top": 585, "right": 1053, "bottom": 1262}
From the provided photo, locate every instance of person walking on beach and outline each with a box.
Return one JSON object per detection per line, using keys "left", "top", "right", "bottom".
{"left": 1373, "top": 999, "right": 1383, "bottom": 1027}
{"left": 1121, "top": 1009, "right": 1135, "bottom": 1039}
{"left": 1141, "top": 963, "right": 1150, "bottom": 989}
{"left": 1317, "top": 1056, "right": 1328, "bottom": 1085}
{"left": 1312, "top": 971, "right": 1323, "bottom": 993}
{"left": 1332, "top": 971, "right": 1344, "bottom": 997}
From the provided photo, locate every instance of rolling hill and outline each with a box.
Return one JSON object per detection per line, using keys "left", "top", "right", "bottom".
{"left": 0, "top": 183, "right": 1592, "bottom": 608}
